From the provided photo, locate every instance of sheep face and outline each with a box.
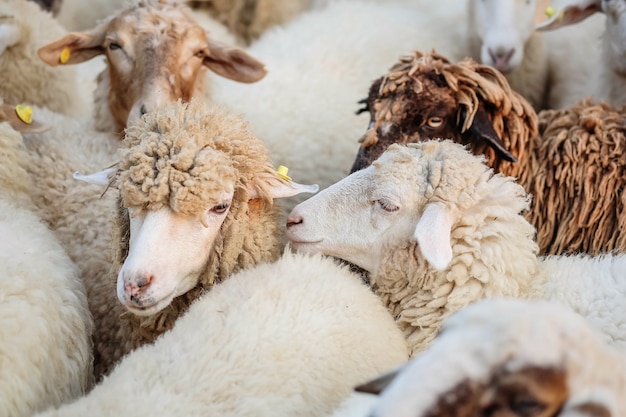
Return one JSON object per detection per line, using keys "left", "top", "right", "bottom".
{"left": 117, "top": 189, "right": 234, "bottom": 316}
{"left": 351, "top": 52, "right": 518, "bottom": 174}
{"left": 360, "top": 299, "right": 622, "bottom": 417}
{"left": 288, "top": 141, "right": 497, "bottom": 274}
{"left": 37, "top": 0, "right": 266, "bottom": 132}
{"left": 469, "top": 0, "right": 539, "bottom": 73}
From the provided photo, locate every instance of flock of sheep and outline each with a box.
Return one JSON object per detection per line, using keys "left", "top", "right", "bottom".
{"left": 1, "top": 0, "right": 625, "bottom": 416}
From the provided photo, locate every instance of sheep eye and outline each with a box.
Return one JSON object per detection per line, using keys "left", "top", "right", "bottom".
{"left": 194, "top": 50, "right": 205, "bottom": 58}
{"left": 210, "top": 203, "right": 230, "bottom": 214}
{"left": 376, "top": 199, "right": 399, "bottom": 213}
{"left": 108, "top": 42, "right": 122, "bottom": 51}
{"left": 427, "top": 117, "right": 443, "bottom": 128}
{"left": 511, "top": 398, "right": 545, "bottom": 416}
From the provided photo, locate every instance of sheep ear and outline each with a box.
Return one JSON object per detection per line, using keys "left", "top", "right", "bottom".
{"left": 204, "top": 39, "right": 267, "bottom": 83}
{"left": 461, "top": 105, "right": 518, "bottom": 163}
{"left": 535, "top": 0, "right": 602, "bottom": 31}
{"left": 414, "top": 201, "right": 453, "bottom": 271}
{"left": 0, "top": 21, "right": 21, "bottom": 56}
{"left": 354, "top": 364, "right": 407, "bottom": 395}
{"left": 248, "top": 179, "right": 319, "bottom": 200}
{"left": 73, "top": 167, "right": 119, "bottom": 188}
{"left": 38, "top": 27, "right": 106, "bottom": 66}
{"left": 1, "top": 104, "right": 51, "bottom": 133}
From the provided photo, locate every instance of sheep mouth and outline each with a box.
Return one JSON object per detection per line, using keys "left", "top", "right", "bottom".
{"left": 122, "top": 292, "right": 176, "bottom": 317}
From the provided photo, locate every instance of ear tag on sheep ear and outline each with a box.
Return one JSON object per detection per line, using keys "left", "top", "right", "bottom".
{"left": 276, "top": 165, "right": 292, "bottom": 181}
{"left": 15, "top": 104, "right": 32, "bottom": 124}
{"left": 73, "top": 166, "right": 118, "bottom": 187}
{"left": 413, "top": 202, "right": 453, "bottom": 271}
{"left": 59, "top": 47, "right": 71, "bottom": 64}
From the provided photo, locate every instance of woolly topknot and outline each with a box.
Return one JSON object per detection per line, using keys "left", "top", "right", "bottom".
{"left": 119, "top": 99, "right": 278, "bottom": 216}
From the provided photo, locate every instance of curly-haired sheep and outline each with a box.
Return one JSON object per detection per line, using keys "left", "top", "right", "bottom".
{"left": 33, "top": 251, "right": 409, "bottom": 417}
{"left": 357, "top": 298, "right": 626, "bottom": 417}
{"left": 75, "top": 99, "right": 317, "bottom": 380}
{"left": 38, "top": 0, "right": 266, "bottom": 134}
{"left": 0, "top": 102, "right": 93, "bottom": 417}
{"left": 0, "top": 0, "right": 91, "bottom": 118}
{"left": 351, "top": 50, "right": 626, "bottom": 256}
{"left": 287, "top": 140, "right": 626, "bottom": 356}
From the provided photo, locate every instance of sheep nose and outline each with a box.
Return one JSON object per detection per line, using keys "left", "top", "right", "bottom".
{"left": 286, "top": 214, "right": 303, "bottom": 228}
{"left": 488, "top": 47, "right": 515, "bottom": 70}
{"left": 125, "top": 273, "right": 154, "bottom": 299}
{"left": 140, "top": 104, "right": 147, "bottom": 116}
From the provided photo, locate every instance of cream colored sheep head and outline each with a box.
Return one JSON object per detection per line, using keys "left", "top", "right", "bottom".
{"left": 37, "top": 0, "right": 267, "bottom": 133}
{"left": 351, "top": 50, "right": 536, "bottom": 175}
{"left": 287, "top": 140, "right": 527, "bottom": 275}
{"left": 355, "top": 298, "right": 625, "bottom": 417}
{"left": 83, "top": 100, "right": 316, "bottom": 316}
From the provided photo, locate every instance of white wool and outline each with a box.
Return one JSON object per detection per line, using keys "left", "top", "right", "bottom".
{"left": 0, "top": 120, "right": 93, "bottom": 417}
{"left": 209, "top": 0, "right": 469, "bottom": 210}
{"left": 35, "top": 251, "right": 408, "bottom": 417}
{"left": 0, "top": 0, "right": 92, "bottom": 118}
{"left": 368, "top": 299, "right": 626, "bottom": 417}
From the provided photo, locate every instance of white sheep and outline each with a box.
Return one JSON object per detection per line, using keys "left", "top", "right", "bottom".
{"left": 0, "top": 102, "right": 93, "bottom": 417}
{"left": 356, "top": 298, "right": 626, "bottom": 417}
{"left": 38, "top": 0, "right": 266, "bottom": 134}
{"left": 34, "top": 251, "right": 409, "bottom": 417}
{"left": 286, "top": 140, "right": 626, "bottom": 356}
{"left": 0, "top": 0, "right": 92, "bottom": 118}
{"left": 467, "top": 0, "right": 605, "bottom": 111}
{"left": 537, "top": 0, "right": 626, "bottom": 108}
{"left": 209, "top": 0, "right": 469, "bottom": 209}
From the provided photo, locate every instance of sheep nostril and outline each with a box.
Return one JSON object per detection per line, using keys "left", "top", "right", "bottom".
{"left": 140, "top": 104, "right": 147, "bottom": 116}
{"left": 286, "top": 215, "right": 303, "bottom": 228}
{"left": 136, "top": 274, "right": 153, "bottom": 289}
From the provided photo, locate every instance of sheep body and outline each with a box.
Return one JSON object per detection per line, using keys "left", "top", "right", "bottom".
{"left": 35, "top": 251, "right": 409, "bottom": 417}
{"left": 0, "top": 0, "right": 91, "bottom": 118}
{"left": 0, "top": 109, "right": 93, "bottom": 417}
{"left": 287, "top": 140, "right": 626, "bottom": 357}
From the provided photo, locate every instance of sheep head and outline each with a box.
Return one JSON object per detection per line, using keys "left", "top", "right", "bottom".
{"left": 37, "top": 0, "right": 267, "bottom": 133}
{"left": 287, "top": 140, "right": 531, "bottom": 275}
{"left": 468, "top": 0, "right": 541, "bottom": 73}
{"left": 87, "top": 100, "right": 317, "bottom": 316}
{"left": 356, "top": 298, "right": 625, "bottom": 417}
{"left": 351, "top": 51, "right": 537, "bottom": 175}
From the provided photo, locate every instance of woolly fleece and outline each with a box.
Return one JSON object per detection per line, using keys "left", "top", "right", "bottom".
{"left": 34, "top": 251, "right": 409, "bottom": 417}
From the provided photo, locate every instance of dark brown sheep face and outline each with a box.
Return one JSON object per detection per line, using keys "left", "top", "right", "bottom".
{"left": 351, "top": 70, "right": 515, "bottom": 173}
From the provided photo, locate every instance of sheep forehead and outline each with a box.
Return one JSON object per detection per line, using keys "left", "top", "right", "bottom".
{"left": 373, "top": 300, "right": 600, "bottom": 417}
{"left": 109, "top": 2, "right": 199, "bottom": 40}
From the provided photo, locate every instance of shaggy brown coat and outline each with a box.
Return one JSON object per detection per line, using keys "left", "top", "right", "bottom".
{"left": 352, "top": 50, "right": 626, "bottom": 255}
{"left": 96, "top": 100, "right": 285, "bottom": 380}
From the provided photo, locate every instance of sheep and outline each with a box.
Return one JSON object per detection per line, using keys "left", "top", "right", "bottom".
{"left": 0, "top": 102, "right": 93, "bottom": 416}
{"left": 28, "top": 0, "right": 63, "bottom": 15}
{"left": 208, "top": 0, "right": 469, "bottom": 209}
{"left": 350, "top": 50, "right": 626, "bottom": 256}
{"left": 70, "top": 99, "right": 318, "bottom": 381}
{"left": 355, "top": 298, "right": 626, "bottom": 417}
{"left": 0, "top": 0, "right": 92, "bottom": 118}
{"left": 537, "top": 0, "right": 626, "bottom": 109}
{"left": 33, "top": 250, "right": 409, "bottom": 417}
{"left": 38, "top": 0, "right": 267, "bottom": 134}
{"left": 467, "top": 0, "right": 605, "bottom": 111}
{"left": 286, "top": 140, "right": 626, "bottom": 357}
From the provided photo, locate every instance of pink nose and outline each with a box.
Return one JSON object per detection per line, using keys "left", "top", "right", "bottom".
{"left": 125, "top": 273, "right": 154, "bottom": 300}
{"left": 488, "top": 47, "right": 515, "bottom": 70}
{"left": 286, "top": 214, "right": 303, "bottom": 228}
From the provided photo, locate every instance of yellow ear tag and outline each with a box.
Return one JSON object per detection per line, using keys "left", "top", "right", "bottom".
{"left": 59, "top": 47, "right": 71, "bottom": 64}
{"left": 545, "top": 6, "right": 563, "bottom": 21}
{"left": 15, "top": 104, "right": 33, "bottom": 124}
{"left": 276, "top": 165, "right": 292, "bottom": 181}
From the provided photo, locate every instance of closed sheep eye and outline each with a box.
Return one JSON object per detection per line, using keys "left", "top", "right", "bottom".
{"left": 511, "top": 398, "right": 545, "bottom": 416}
{"left": 376, "top": 199, "right": 399, "bottom": 213}
{"left": 210, "top": 203, "right": 230, "bottom": 214}
{"left": 426, "top": 117, "right": 443, "bottom": 128}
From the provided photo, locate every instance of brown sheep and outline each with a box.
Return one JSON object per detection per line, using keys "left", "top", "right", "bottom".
{"left": 351, "top": 50, "right": 626, "bottom": 256}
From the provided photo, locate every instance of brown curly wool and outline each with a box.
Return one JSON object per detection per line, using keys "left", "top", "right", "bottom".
{"left": 96, "top": 100, "right": 285, "bottom": 380}
{"left": 353, "top": 50, "right": 626, "bottom": 255}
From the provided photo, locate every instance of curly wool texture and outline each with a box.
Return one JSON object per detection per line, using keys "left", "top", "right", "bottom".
{"left": 103, "top": 100, "right": 285, "bottom": 377}
{"left": 361, "top": 51, "right": 626, "bottom": 255}
{"left": 370, "top": 142, "right": 538, "bottom": 355}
